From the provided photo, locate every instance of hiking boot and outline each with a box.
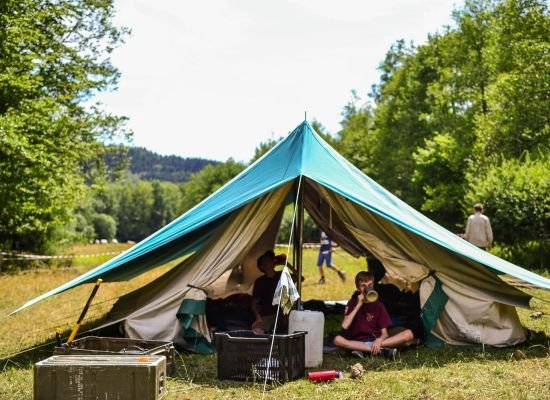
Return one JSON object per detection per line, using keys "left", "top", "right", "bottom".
{"left": 381, "top": 347, "right": 398, "bottom": 360}
{"left": 319, "top": 276, "right": 326, "bottom": 284}
{"left": 338, "top": 270, "right": 346, "bottom": 282}
{"left": 351, "top": 350, "right": 364, "bottom": 358}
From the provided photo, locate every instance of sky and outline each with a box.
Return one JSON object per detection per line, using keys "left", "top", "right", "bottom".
{"left": 98, "top": 0, "right": 460, "bottom": 162}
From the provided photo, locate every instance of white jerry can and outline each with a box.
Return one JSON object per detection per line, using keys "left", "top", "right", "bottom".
{"left": 289, "top": 310, "right": 325, "bottom": 367}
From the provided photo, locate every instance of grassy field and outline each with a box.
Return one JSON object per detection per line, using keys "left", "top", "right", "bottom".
{"left": 0, "top": 244, "right": 549, "bottom": 399}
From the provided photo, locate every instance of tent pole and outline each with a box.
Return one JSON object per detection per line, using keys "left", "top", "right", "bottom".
{"left": 294, "top": 177, "right": 304, "bottom": 310}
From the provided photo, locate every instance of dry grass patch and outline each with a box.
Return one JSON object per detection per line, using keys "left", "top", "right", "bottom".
{"left": 0, "top": 245, "right": 549, "bottom": 400}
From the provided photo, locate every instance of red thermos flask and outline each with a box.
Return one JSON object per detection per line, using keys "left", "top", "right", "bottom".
{"left": 308, "top": 370, "right": 343, "bottom": 382}
{"left": 273, "top": 254, "right": 287, "bottom": 265}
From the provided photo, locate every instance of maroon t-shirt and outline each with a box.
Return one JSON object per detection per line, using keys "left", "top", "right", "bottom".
{"left": 252, "top": 271, "right": 282, "bottom": 317}
{"left": 345, "top": 294, "right": 393, "bottom": 341}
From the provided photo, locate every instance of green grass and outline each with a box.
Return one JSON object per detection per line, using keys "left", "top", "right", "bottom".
{"left": 0, "top": 244, "right": 549, "bottom": 399}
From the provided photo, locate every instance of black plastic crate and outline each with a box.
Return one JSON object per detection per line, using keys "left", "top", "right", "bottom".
{"left": 54, "top": 336, "right": 176, "bottom": 376}
{"left": 215, "top": 330, "right": 305, "bottom": 382}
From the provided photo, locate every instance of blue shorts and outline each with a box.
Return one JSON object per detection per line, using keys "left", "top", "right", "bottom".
{"left": 317, "top": 251, "right": 332, "bottom": 267}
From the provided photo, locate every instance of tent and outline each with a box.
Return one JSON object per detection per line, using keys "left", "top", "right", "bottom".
{"left": 13, "top": 121, "right": 550, "bottom": 351}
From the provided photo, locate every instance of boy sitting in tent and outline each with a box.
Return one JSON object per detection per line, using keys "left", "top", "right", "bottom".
{"left": 250, "top": 250, "right": 300, "bottom": 334}
{"left": 367, "top": 255, "right": 424, "bottom": 345}
{"left": 333, "top": 271, "right": 415, "bottom": 358}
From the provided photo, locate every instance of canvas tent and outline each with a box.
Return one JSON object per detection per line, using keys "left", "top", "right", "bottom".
{"left": 13, "top": 121, "right": 550, "bottom": 351}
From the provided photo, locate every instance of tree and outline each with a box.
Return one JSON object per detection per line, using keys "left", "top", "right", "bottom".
{"left": 367, "top": 40, "right": 437, "bottom": 208}
{"left": 115, "top": 181, "right": 154, "bottom": 242}
{"left": 0, "top": 0, "right": 129, "bottom": 252}
{"left": 412, "top": 133, "right": 467, "bottom": 229}
{"left": 334, "top": 91, "right": 374, "bottom": 173}
{"left": 348, "top": 0, "right": 548, "bottom": 234}
{"left": 179, "top": 159, "right": 246, "bottom": 213}
{"left": 473, "top": 0, "right": 549, "bottom": 163}
{"left": 119, "top": 147, "right": 217, "bottom": 182}
{"left": 464, "top": 154, "right": 549, "bottom": 268}
{"left": 92, "top": 213, "right": 117, "bottom": 241}
{"left": 460, "top": 0, "right": 549, "bottom": 266}
{"left": 150, "top": 181, "right": 182, "bottom": 232}
{"left": 406, "top": 24, "right": 485, "bottom": 228}
{"left": 277, "top": 208, "right": 318, "bottom": 244}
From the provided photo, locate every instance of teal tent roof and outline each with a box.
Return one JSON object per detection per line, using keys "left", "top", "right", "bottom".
{"left": 12, "top": 121, "right": 550, "bottom": 314}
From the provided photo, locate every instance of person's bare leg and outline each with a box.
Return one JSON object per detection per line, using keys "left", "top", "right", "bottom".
{"left": 328, "top": 264, "right": 346, "bottom": 281}
{"left": 318, "top": 265, "right": 325, "bottom": 283}
{"left": 333, "top": 335, "right": 371, "bottom": 352}
{"left": 328, "top": 263, "right": 342, "bottom": 273}
{"left": 381, "top": 329, "right": 414, "bottom": 348}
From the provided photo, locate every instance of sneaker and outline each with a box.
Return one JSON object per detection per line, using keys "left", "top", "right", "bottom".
{"left": 319, "top": 276, "right": 326, "bottom": 284}
{"left": 338, "top": 271, "right": 346, "bottom": 282}
{"left": 381, "top": 347, "right": 398, "bottom": 360}
{"left": 351, "top": 350, "right": 364, "bottom": 358}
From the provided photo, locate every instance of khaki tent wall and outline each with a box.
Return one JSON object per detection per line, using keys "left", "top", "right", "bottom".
{"left": 304, "top": 180, "right": 528, "bottom": 346}
{"left": 420, "top": 276, "right": 526, "bottom": 346}
{"left": 105, "top": 178, "right": 529, "bottom": 348}
{"left": 106, "top": 184, "right": 291, "bottom": 345}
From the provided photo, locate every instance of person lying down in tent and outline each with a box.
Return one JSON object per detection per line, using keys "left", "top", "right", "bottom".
{"left": 250, "top": 250, "right": 301, "bottom": 334}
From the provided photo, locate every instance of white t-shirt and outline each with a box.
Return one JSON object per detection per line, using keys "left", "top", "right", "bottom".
{"left": 465, "top": 212, "right": 493, "bottom": 248}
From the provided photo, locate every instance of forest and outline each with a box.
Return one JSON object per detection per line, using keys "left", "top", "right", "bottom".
{"left": 110, "top": 147, "right": 218, "bottom": 183}
{"left": 0, "top": 0, "right": 548, "bottom": 269}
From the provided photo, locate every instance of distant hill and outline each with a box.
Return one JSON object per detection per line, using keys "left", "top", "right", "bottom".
{"left": 124, "top": 147, "right": 218, "bottom": 183}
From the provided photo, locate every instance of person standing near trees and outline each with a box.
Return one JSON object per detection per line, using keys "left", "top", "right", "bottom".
{"left": 464, "top": 203, "right": 494, "bottom": 251}
{"left": 317, "top": 231, "right": 346, "bottom": 284}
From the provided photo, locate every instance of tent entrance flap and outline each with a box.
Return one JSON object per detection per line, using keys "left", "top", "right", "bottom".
{"left": 420, "top": 275, "right": 448, "bottom": 348}
{"left": 110, "top": 185, "right": 291, "bottom": 345}
{"left": 176, "top": 294, "right": 213, "bottom": 354}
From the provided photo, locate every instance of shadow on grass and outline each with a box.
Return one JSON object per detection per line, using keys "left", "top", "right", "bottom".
{"left": 0, "top": 339, "right": 56, "bottom": 371}
{"left": 0, "top": 320, "right": 121, "bottom": 371}
{"left": 3, "top": 326, "right": 547, "bottom": 391}
{"left": 169, "top": 330, "right": 549, "bottom": 390}
{"left": 169, "top": 352, "right": 295, "bottom": 391}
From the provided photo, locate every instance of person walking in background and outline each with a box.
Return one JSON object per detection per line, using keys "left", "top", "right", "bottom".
{"left": 464, "top": 203, "right": 493, "bottom": 250}
{"left": 317, "top": 231, "right": 346, "bottom": 284}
